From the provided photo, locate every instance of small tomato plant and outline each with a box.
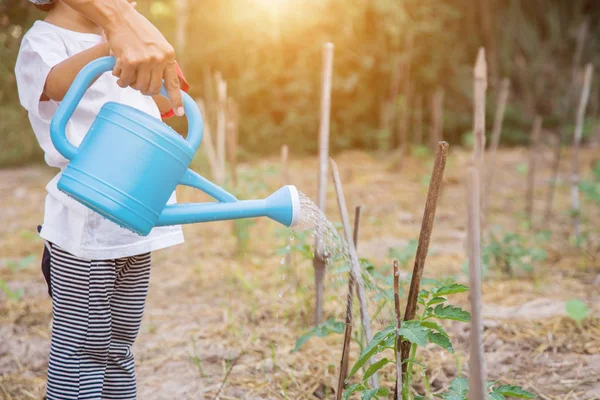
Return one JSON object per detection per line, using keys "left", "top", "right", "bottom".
{"left": 436, "top": 377, "right": 535, "bottom": 400}
{"left": 344, "top": 279, "right": 470, "bottom": 399}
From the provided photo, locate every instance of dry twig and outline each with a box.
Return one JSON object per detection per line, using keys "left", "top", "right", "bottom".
{"left": 336, "top": 205, "right": 362, "bottom": 400}
{"left": 331, "top": 159, "right": 377, "bottom": 387}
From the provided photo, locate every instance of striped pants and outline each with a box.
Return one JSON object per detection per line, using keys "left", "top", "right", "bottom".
{"left": 46, "top": 246, "right": 151, "bottom": 400}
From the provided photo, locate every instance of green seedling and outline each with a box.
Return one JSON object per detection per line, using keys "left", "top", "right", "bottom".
{"left": 344, "top": 279, "right": 470, "bottom": 400}
{"left": 187, "top": 337, "right": 207, "bottom": 378}
{"left": 293, "top": 318, "right": 345, "bottom": 352}
{"left": 477, "top": 230, "right": 548, "bottom": 277}
{"left": 436, "top": 377, "right": 535, "bottom": 400}
{"left": 234, "top": 218, "right": 256, "bottom": 257}
{"left": 0, "top": 280, "right": 23, "bottom": 303}
{"left": 6, "top": 254, "right": 36, "bottom": 272}
{"left": 565, "top": 299, "right": 588, "bottom": 327}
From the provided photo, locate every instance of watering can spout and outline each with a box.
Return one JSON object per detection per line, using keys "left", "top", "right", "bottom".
{"left": 155, "top": 185, "right": 301, "bottom": 229}
{"left": 265, "top": 185, "right": 301, "bottom": 227}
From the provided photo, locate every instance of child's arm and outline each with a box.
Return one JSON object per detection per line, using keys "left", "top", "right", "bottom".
{"left": 43, "top": 42, "right": 110, "bottom": 101}
{"left": 43, "top": 40, "right": 187, "bottom": 117}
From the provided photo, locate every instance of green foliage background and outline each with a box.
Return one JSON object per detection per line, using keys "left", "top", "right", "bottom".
{"left": 1, "top": 0, "right": 600, "bottom": 166}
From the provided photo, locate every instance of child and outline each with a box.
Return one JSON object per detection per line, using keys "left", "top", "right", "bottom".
{"left": 15, "top": 1, "right": 188, "bottom": 398}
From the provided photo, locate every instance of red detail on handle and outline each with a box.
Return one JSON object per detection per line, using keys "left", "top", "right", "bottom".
{"left": 161, "top": 62, "right": 190, "bottom": 119}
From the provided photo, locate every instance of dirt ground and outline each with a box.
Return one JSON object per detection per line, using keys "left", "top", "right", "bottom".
{"left": 1, "top": 147, "right": 599, "bottom": 399}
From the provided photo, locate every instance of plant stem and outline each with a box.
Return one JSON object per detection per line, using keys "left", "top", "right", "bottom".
{"left": 402, "top": 343, "right": 418, "bottom": 399}
{"left": 336, "top": 205, "right": 362, "bottom": 400}
{"left": 393, "top": 260, "right": 402, "bottom": 400}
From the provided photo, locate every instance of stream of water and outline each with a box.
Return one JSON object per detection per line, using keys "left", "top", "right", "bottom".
{"left": 295, "top": 191, "right": 385, "bottom": 318}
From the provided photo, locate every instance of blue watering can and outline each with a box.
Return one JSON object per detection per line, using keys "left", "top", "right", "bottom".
{"left": 50, "top": 56, "right": 300, "bottom": 236}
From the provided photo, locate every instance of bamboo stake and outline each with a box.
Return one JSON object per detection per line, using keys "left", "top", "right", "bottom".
{"left": 572, "top": 19, "right": 589, "bottom": 87}
{"left": 226, "top": 98, "right": 239, "bottom": 188}
{"left": 393, "top": 260, "right": 402, "bottom": 400}
{"left": 485, "top": 78, "right": 510, "bottom": 207}
{"left": 526, "top": 116, "right": 543, "bottom": 223}
{"left": 396, "top": 31, "right": 414, "bottom": 154}
{"left": 331, "top": 159, "right": 377, "bottom": 388}
{"left": 336, "top": 205, "right": 362, "bottom": 400}
{"left": 174, "top": 0, "right": 188, "bottom": 67}
{"left": 466, "top": 166, "right": 486, "bottom": 400}
{"left": 430, "top": 89, "right": 445, "bottom": 150}
{"left": 401, "top": 142, "right": 449, "bottom": 371}
{"left": 216, "top": 73, "right": 228, "bottom": 185}
{"left": 544, "top": 130, "right": 564, "bottom": 224}
{"left": 473, "top": 48, "right": 487, "bottom": 171}
{"left": 313, "top": 42, "right": 334, "bottom": 326}
{"left": 196, "top": 99, "right": 219, "bottom": 182}
{"left": 414, "top": 94, "right": 423, "bottom": 147}
{"left": 280, "top": 144, "right": 295, "bottom": 273}
{"left": 571, "top": 63, "right": 594, "bottom": 238}
{"left": 203, "top": 66, "right": 216, "bottom": 129}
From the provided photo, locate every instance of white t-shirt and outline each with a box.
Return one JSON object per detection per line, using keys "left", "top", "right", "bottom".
{"left": 15, "top": 21, "right": 184, "bottom": 260}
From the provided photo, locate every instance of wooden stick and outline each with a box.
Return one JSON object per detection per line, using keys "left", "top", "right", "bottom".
{"left": 313, "top": 42, "right": 334, "bottom": 326}
{"left": 571, "top": 63, "right": 594, "bottom": 238}
{"left": 216, "top": 73, "right": 228, "bottom": 185}
{"left": 203, "top": 66, "right": 216, "bottom": 128}
{"left": 414, "top": 94, "right": 423, "bottom": 147}
{"left": 473, "top": 48, "right": 488, "bottom": 171}
{"left": 430, "top": 89, "right": 444, "bottom": 150}
{"left": 331, "top": 159, "right": 377, "bottom": 388}
{"left": 526, "top": 116, "right": 543, "bottom": 223}
{"left": 336, "top": 205, "right": 362, "bottom": 400}
{"left": 544, "top": 130, "right": 564, "bottom": 224}
{"left": 196, "top": 99, "right": 220, "bottom": 182}
{"left": 401, "top": 142, "right": 449, "bottom": 371}
{"left": 226, "top": 98, "right": 239, "bottom": 188}
{"left": 485, "top": 78, "right": 510, "bottom": 208}
{"left": 280, "top": 145, "right": 292, "bottom": 271}
{"left": 466, "top": 166, "right": 486, "bottom": 400}
{"left": 572, "top": 19, "right": 589, "bottom": 87}
{"left": 393, "top": 260, "right": 402, "bottom": 400}
{"left": 396, "top": 31, "right": 414, "bottom": 153}
{"left": 174, "top": 0, "right": 188, "bottom": 68}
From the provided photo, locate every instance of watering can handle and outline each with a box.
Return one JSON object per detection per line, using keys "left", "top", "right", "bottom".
{"left": 50, "top": 56, "right": 203, "bottom": 161}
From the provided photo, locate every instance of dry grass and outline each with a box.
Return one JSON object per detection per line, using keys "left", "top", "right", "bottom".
{"left": 1, "top": 148, "right": 599, "bottom": 399}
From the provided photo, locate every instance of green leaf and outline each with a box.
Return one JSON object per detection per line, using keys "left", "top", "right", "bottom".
{"left": 361, "top": 388, "right": 389, "bottom": 400}
{"left": 420, "top": 321, "right": 448, "bottom": 337}
{"left": 449, "top": 376, "right": 468, "bottom": 393}
{"left": 398, "top": 321, "right": 428, "bottom": 347}
{"left": 495, "top": 385, "right": 536, "bottom": 398}
{"left": 433, "top": 283, "right": 469, "bottom": 296}
{"left": 565, "top": 299, "right": 588, "bottom": 324}
{"left": 428, "top": 331, "right": 454, "bottom": 353}
{"left": 435, "top": 376, "right": 469, "bottom": 400}
{"left": 488, "top": 392, "right": 506, "bottom": 400}
{"left": 363, "top": 358, "right": 391, "bottom": 381}
{"left": 348, "top": 325, "right": 395, "bottom": 379}
{"left": 428, "top": 296, "right": 448, "bottom": 306}
{"left": 433, "top": 304, "right": 471, "bottom": 322}
{"left": 343, "top": 383, "right": 365, "bottom": 400}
